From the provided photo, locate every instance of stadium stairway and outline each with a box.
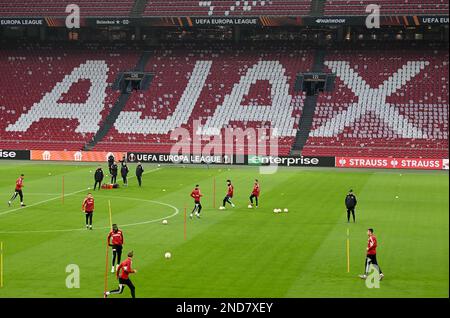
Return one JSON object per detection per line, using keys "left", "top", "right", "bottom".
{"left": 83, "top": 51, "right": 152, "bottom": 151}
{"left": 291, "top": 49, "right": 326, "bottom": 155}
{"left": 310, "top": 0, "right": 326, "bottom": 15}
{"left": 131, "top": 0, "right": 149, "bottom": 17}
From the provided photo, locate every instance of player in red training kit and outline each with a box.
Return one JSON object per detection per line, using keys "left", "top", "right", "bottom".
{"left": 8, "top": 174, "right": 26, "bottom": 207}
{"left": 105, "top": 251, "right": 137, "bottom": 298}
{"left": 81, "top": 193, "right": 95, "bottom": 229}
{"left": 190, "top": 184, "right": 203, "bottom": 219}
{"left": 359, "top": 228, "right": 384, "bottom": 280}
{"left": 107, "top": 224, "right": 124, "bottom": 273}
{"left": 220, "top": 179, "right": 235, "bottom": 210}
{"left": 248, "top": 179, "right": 260, "bottom": 208}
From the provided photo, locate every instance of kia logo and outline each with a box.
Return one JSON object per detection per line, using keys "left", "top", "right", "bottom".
{"left": 391, "top": 160, "right": 398, "bottom": 166}
{"left": 339, "top": 158, "right": 346, "bottom": 165}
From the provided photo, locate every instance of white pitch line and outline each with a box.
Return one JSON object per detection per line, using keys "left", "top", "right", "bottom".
{"left": 0, "top": 167, "right": 162, "bottom": 217}
{"left": 0, "top": 197, "right": 179, "bottom": 234}
{"left": 21, "top": 193, "right": 61, "bottom": 196}
{"left": 0, "top": 188, "right": 88, "bottom": 217}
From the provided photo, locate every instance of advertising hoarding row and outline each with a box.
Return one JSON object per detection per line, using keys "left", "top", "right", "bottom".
{"left": 1, "top": 149, "right": 447, "bottom": 171}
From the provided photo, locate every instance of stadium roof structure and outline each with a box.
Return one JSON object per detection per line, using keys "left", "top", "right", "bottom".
{"left": 0, "top": 0, "right": 448, "bottom": 27}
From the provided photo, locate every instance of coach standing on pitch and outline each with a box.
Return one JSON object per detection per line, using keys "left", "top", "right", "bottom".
{"left": 93, "top": 166, "right": 104, "bottom": 190}
{"left": 108, "top": 154, "right": 115, "bottom": 174}
{"left": 345, "top": 189, "right": 357, "bottom": 223}
{"left": 136, "top": 162, "right": 144, "bottom": 187}
{"left": 121, "top": 163, "right": 129, "bottom": 187}
{"left": 110, "top": 162, "right": 118, "bottom": 184}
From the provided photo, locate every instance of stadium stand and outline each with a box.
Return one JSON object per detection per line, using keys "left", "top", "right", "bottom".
{"left": 143, "top": 0, "right": 313, "bottom": 17}
{"left": 0, "top": 43, "right": 447, "bottom": 158}
{"left": 324, "top": 0, "right": 450, "bottom": 16}
{"left": 93, "top": 44, "right": 311, "bottom": 155}
{"left": 0, "top": 0, "right": 134, "bottom": 17}
{"left": 302, "top": 48, "right": 449, "bottom": 158}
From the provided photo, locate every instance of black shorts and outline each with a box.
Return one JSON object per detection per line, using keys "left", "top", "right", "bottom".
{"left": 15, "top": 189, "right": 23, "bottom": 195}
{"left": 112, "top": 245, "right": 123, "bottom": 253}
{"left": 118, "top": 278, "right": 132, "bottom": 285}
{"left": 367, "top": 254, "right": 378, "bottom": 264}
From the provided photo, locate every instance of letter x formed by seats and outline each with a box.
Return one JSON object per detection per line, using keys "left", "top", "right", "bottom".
{"left": 310, "top": 60, "right": 430, "bottom": 139}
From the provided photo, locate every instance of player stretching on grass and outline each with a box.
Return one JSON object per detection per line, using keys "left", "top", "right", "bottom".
{"left": 82, "top": 193, "right": 95, "bottom": 229}
{"left": 220, "top": 179, "right": 235, "bottom": 210}
{"left": 190, "top": 185, "right": 203, "bottom": 219}
{"left": 107, "top": 224, "right": 124, "bottom": 273}
{"left": 104, "top": 251, "right": 137, "bottom": 298}
{"left": 248, "top": 179, "right": 260, "bottom": 208}
{"left": 359, "top": 228, "right": 384, "bottom": 280}
{"left": 8, "top": 174, "right": 25, "bottom": 207}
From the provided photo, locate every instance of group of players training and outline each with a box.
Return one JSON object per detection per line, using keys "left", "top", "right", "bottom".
{"left": 83, "top": 154, "right": 143, "bottom": 298}
{"left": 189, "top": 179, "right": 260, "bottom": 219}
{"left": 6, "top": 157, "right": 382, "bottom": 298}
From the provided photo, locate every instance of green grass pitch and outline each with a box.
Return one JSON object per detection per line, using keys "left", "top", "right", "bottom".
{"left": 0, "top": 161, "right": 448, "bottom": 298}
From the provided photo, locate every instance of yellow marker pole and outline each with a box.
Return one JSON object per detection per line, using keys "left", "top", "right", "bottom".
{"left": 213, "top": 177, "right": 216, "bottom": 209}
{"left": 1, "top": 241, "right": 3, "bottom": 288}
{"left": 346, "top": 228, "right": 350, "bottom": 273}
{"left": 108, "top": 200, "right": 113, "bottom": 228}
{"left": 62, "top": 176, "right": 64, "bottom": 205}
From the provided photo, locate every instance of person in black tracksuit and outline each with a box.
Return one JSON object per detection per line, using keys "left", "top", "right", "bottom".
{"left": 119, "top": 155, "right": 127, "bottom": 168}
{"left": 135, "top": 163, "right": 144, "bottom": 187}
{"left": 94, "top": 166, "right": 104, "bottom": 191}
{"left": 110, "top": 162, "right": 118, "bottom": 184}
{"left": 108, "top": 154, "right": 115, "bottom": 174}
{"left": 121, "top": 164, "right": 129, "bottom": 186}
{"left": 345, "top": 189, "right": 357, "bottom": 223}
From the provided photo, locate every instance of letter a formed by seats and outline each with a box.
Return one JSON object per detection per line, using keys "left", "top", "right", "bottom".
{"left": 6, "top": 60, "right": 109, "bottom": 134}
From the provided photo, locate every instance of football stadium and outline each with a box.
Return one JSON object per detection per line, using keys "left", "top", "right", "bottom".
{"left": 0, "top": 0, "right": 448, "bottom": 305}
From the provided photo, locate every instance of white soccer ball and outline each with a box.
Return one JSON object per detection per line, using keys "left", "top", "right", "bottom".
{"left": 165, "top": 252, "right": 171, "bottom": 259}
{"left": 162, "top": 189, "right": 166, "bottom": 192}
{"left": 395, "top": 196, "right": 399, "bottom": 199}
{"left": 162, "top": 220, "right": 168, "bottom": 225}
{"left": 248, "top": 204, "right": 253, "bottom": 209}
{"left": 157, "top": 164, "right": 161, "bottom": 167}
{"left": 284, "top": 208, "right": 289, "bottom": 213}
{"left": 273, "top": 208, "right": 279, "bottom": 213}
{"left": 88, "top": 187, "right": 91, "bottom": 190}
